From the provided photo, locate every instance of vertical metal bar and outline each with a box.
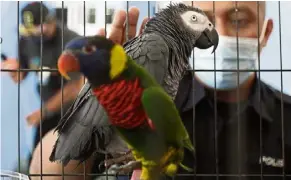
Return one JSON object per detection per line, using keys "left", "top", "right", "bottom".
{"left": 191, "top": 1, "right": 197, "bottom": 178}
{"left": 212, "top": 2, "right": 219, "bottom": 180}
{"left": 83, "top": 1, "right": 86, "bottom": 84}
{"left": 105, "top": 1, "right": 107, "bottom": 37}
{"left": 105, "top": 3, "right": 109, "bottom": 179}
{"left": 125, "top": 1, "right": 129, "bottom": 42}
{"left": 234, "top": 1, "right": 241, "bottom": 179}
{"left": 40, "top": 1, "right": 44, "bottom": 180}
{"left": 148, "top": 1, "right": 150, "bottom": 18}
{"left": 256, "top": 2, "right": 263, "bottom": 180}
{"left": 83, "top": 1, "right": 86, "bottom": 37}
{"left": 104, "top": 3, "right": 109, "bottom": 180}
{"left": 83, "top": 1, "right": 87, "bottom": 180}
{"left": 278, "top": 1, "right": 285, "bottom": 179}
{"left": 61, "top": 2, "right": 65, "bottom": 179}
{"left": 17, "top": 1, "right": 21, "bottom": 173}
{"left": 145, "top": 0, "right": 153, "bottom": 178}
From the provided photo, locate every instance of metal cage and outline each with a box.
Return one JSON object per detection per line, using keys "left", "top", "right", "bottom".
{"left": 1, "top": 1, "right": 290, "bottom": 180}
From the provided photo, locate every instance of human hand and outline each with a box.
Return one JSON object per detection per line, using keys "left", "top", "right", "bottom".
{"left": 1, "top": 58, "right": 24, "bottom": 83}
{"left": 97, "top": 7, "right": 149, "bottom": 45}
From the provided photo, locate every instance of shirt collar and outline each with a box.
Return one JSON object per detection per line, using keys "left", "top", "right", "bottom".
{"left": 174, "top": 72, "right": 274, "bottom": 122}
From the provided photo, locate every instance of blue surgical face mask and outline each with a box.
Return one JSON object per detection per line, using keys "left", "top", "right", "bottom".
{"left": 190, "top": 20, "right": 268, "bottom": 90}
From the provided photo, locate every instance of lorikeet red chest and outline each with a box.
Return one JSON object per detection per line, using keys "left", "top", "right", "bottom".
{"left": 93, "top": 78, "right": 152, "bottom": 129}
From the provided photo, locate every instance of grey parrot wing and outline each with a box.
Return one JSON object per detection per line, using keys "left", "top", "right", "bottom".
{"left": 123, "top": 33, "right": 170, "bottom": 86}
{"left": 49, "top": 81, "right": 114, "bottom": 166}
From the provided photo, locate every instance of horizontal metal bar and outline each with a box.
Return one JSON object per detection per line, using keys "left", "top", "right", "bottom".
{"left": 189, "top": 69, "right": 291, "bottom": 72}
{"left": 1, "top": 69, "right": 59, "bottom": 72}
{"left": 2, "top": 69, "right": 291, "bottom": 73}
{"left": 26, "top": 173, "right": 291, "bottom": 177}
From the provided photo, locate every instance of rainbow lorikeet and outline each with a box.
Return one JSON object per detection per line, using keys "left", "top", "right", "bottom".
{"left": 56, "top": 35, "right": 195, "bottom": 179}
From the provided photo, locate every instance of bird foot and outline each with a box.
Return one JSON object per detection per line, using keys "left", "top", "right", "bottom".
{"left": 160, "top": 147, "right": 177, "bottom": 167}
{"left": 98, "top": 150, "right": 134, "bottom": 171}
{"left": 106, "top": 150, "right": 134, "bottom": 167}
{"left": 110, "top": 161, "right": 142, "bottom": 175}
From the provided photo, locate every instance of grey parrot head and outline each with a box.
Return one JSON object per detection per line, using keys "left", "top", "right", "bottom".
{"left": 146, "top": 3, "right": 219, "bottom": 55}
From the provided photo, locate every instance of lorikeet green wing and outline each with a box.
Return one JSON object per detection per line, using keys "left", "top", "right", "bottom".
{"left": 141, "top": 86, "right": 194, "bottom": 153}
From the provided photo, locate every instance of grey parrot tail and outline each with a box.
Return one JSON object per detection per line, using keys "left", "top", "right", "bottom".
{"left": 49, "top": 82, "right": 114, "bottom": 166}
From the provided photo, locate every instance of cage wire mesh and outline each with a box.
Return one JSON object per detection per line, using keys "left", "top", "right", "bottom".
{"left": 0, "top": 0, "right": 290, "bottom": 180}
{"left": 0, "top": 170, "right": 29, "bottom": 180}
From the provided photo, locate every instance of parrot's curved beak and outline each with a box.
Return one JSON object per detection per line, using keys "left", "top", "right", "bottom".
{"left": 195, "top": 28, "right": 219, "bottom": 54}
{"left": 57, "top": 51, "right": 80, "bottom": 80}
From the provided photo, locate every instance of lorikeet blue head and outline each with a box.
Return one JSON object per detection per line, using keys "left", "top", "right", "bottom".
{"left": 57, "top": 36, "right": 127, "bottom": 87}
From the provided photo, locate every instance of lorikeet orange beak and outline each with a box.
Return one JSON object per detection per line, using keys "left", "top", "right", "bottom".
{"left": 57, "top": 51, "right": 80, "bottom": 80}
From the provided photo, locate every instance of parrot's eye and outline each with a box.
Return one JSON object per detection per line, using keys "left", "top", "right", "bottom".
{"left": 82, "top": 45, "right": 96, "bottom": 54}
{"left": 191, "top": 15, "right": 197, "bottom": 22}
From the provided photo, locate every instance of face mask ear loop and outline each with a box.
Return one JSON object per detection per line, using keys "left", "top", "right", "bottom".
{"left": 259, "top": 19, "right": 268, "bottom": 44}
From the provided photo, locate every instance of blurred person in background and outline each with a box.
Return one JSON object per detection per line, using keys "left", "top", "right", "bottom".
{"left": 9, "top": 1, "right": 83, "bottom": 157}
{"left": 30, "top": 1, "right": 291, "bottom": 180}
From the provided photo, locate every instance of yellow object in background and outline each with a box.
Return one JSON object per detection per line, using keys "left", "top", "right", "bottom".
{"left": 19, "top": 24, "right": 38, "bottom": 37}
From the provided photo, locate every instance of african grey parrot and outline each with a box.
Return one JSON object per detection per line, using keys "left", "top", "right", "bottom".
{"left": 49, "top": 3, "right": 218, "bottom": 173}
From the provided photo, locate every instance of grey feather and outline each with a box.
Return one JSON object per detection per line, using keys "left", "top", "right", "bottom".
{"left": 50, "top": 2, "right": 210, "bottom": 167}
{"left": 49, "top": 83, "right": 114, "bottom": 165}
{"left": 123, "top": 33, "right": 170, "bottom": 95}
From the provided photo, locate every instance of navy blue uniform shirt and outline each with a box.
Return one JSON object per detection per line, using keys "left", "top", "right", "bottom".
{"left": 171, "top": 71, "right": 291, "bottom": 180}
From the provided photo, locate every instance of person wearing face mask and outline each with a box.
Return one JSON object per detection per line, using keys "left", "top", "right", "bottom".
{"left": 14, "top": 2, "right": 83, "bottom": 156}
{"left": 170, "top": 1, "right": 291, "bottom": 179}
{"left": 193, "top": 21, "right": 267, "bottom": 90}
